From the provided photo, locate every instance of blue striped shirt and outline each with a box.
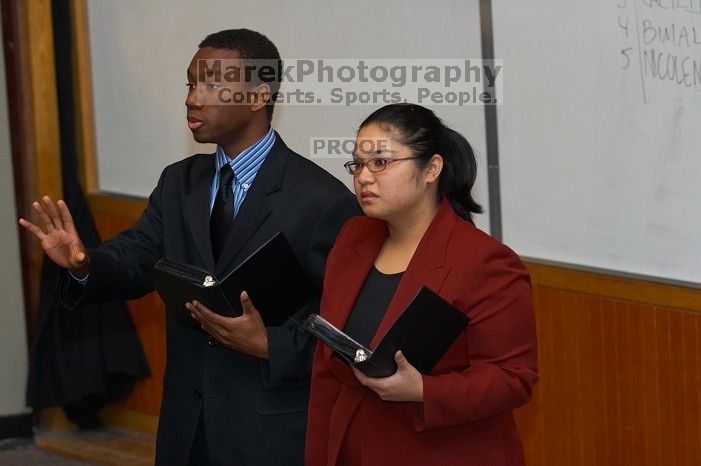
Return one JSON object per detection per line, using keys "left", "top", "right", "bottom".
{"left": 210, "top": 127, "right": 276, "bottom": 217}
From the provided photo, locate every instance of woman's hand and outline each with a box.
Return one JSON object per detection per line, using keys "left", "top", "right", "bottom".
{"left": 352, "top": 351, "right": 424, "bottom": 402}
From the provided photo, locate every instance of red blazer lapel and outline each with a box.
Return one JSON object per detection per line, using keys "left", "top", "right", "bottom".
{"left": 323, "top": 222, "right": 386, "bottom": 329}
{"left": 322, "top": 220, "right": 387, "bottom": 384}
{"left": 369, "top": 199, "right": 457, "bottom": 350}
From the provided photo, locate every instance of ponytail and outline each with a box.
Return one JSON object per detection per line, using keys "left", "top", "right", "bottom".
{"left": 439, "top": 127, "right": 484, "bottom": 222}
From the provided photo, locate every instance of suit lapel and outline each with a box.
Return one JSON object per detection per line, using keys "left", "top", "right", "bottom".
{"left": 186, "top": 155, "right": 216, "bottom": 270}
{"left": 214, "top": 135, "right": 287, "bottom": 276}
{"left": 322, "top": 221, "right": 387, "bottom": 364}
{"left": 324, "top": 236, "right": 384, "bottom": 329}
{"left": 369, "top": 199, "right": 457, "bottom": 349}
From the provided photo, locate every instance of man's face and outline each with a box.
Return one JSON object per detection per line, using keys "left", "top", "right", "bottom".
{"left": 185, "top": 47, "right": 257, "bottom": 152}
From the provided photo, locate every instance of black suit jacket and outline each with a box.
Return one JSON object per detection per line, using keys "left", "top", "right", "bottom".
{"left": 61, "top": 135, "right": 360, "bottom": 466}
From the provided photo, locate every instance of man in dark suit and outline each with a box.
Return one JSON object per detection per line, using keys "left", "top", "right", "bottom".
{"left": 19, "top": 29, "right": 359, "bottom": 466}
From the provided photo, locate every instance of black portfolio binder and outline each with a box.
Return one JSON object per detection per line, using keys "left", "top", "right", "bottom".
{"left": 146, "top": 233, "right": 312, "bottom": 327}
{"left": 301, "top": 286, "right": 469, "bottom": 377}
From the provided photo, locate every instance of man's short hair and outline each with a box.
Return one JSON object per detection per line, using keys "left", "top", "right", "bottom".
{"left": 199, "top": 29, "right": 281, "bottom": 121}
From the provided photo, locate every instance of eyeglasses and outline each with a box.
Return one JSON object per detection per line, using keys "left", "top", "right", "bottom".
{"left": 343, "top": 157, "right": 421, "bottom": 176}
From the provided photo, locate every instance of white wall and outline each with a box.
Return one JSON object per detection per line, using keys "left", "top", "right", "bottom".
{"left": 0, "top": 18, "right": 30, "bottom": 417}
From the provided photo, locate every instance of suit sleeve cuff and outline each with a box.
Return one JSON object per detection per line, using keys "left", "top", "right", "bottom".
{"left": 413, "top": 374, "right": 444, "bottom": 432}
{"left": 69, "top": 270, "right": 90, "bottom": 286}
{"left": 261, "top": 317, "right": 314, "bottom": 387}
{"left": 58, "top": 268, "right": 87, "bottom": 310}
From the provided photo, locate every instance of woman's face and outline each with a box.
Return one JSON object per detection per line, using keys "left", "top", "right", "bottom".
{"left": 352, "top": 123, "right": 442, "bottom": 223}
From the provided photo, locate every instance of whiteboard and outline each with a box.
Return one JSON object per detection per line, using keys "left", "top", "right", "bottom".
{"left": 494, "top": 0, "right": 701, "bottom": 284}
{"left": 86, "top": 0, "right": 490, "bottom": 232}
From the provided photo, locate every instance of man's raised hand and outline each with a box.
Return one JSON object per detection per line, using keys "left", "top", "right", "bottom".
{"left": 18, "top": 196, "right": 91, "bottom": 276}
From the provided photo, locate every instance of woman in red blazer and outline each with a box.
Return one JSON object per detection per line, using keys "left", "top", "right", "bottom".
{"left": 306, "top": 103, "right": 538, "bottom": 466}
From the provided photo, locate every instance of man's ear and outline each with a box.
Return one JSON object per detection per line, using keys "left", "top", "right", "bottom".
{"left": 250, "top": 83, "right": 272, "bottom": 113}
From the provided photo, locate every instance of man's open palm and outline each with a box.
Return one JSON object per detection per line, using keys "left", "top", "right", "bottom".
{"left": 18, "top": 196, "right": 91, "bottom": 276}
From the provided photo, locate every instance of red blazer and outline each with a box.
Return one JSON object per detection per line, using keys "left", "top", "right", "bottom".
{"left": 306, "top": 199, "right": 539, "bottom": 466}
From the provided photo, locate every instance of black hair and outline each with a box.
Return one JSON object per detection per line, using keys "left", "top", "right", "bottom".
{"left": 359, "top": 103, "right": 483, "bottom": 222}
{"left": 199, "top": 29, "right": 281, "bottom": 121}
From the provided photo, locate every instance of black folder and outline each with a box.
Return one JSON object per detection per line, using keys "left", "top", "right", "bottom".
{"left": 145, "top": 233, "right": 312, "bottom": 327}
{"left": 301, "top": 286, "right": 469, "bottom": 377}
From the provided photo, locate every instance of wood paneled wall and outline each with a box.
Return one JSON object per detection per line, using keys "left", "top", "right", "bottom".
{"left": 515, "top": 286, "right": 700, "bottom": 466}
{"left": 91, "top": 196, "right": 701, "bottom": 466}
{"left": 89, "top": 195, "right": 164, "bottom": 431}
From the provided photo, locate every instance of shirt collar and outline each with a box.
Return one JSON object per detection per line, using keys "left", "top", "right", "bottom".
{"left": 215, "top": 126, "right": 276, "bottom": 186}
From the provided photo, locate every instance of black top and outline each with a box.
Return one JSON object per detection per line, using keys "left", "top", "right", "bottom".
{"left": 343, "top": 266, "right": 404, "bottom": 347}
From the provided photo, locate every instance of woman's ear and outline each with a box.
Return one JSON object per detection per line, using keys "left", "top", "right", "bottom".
{"left": 425, "top": 154, "right": 444, "bottom": 184}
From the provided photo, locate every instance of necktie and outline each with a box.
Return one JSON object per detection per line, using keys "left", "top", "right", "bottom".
{"left": 210, "top": 164, "right": 235, "bottom": 261}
